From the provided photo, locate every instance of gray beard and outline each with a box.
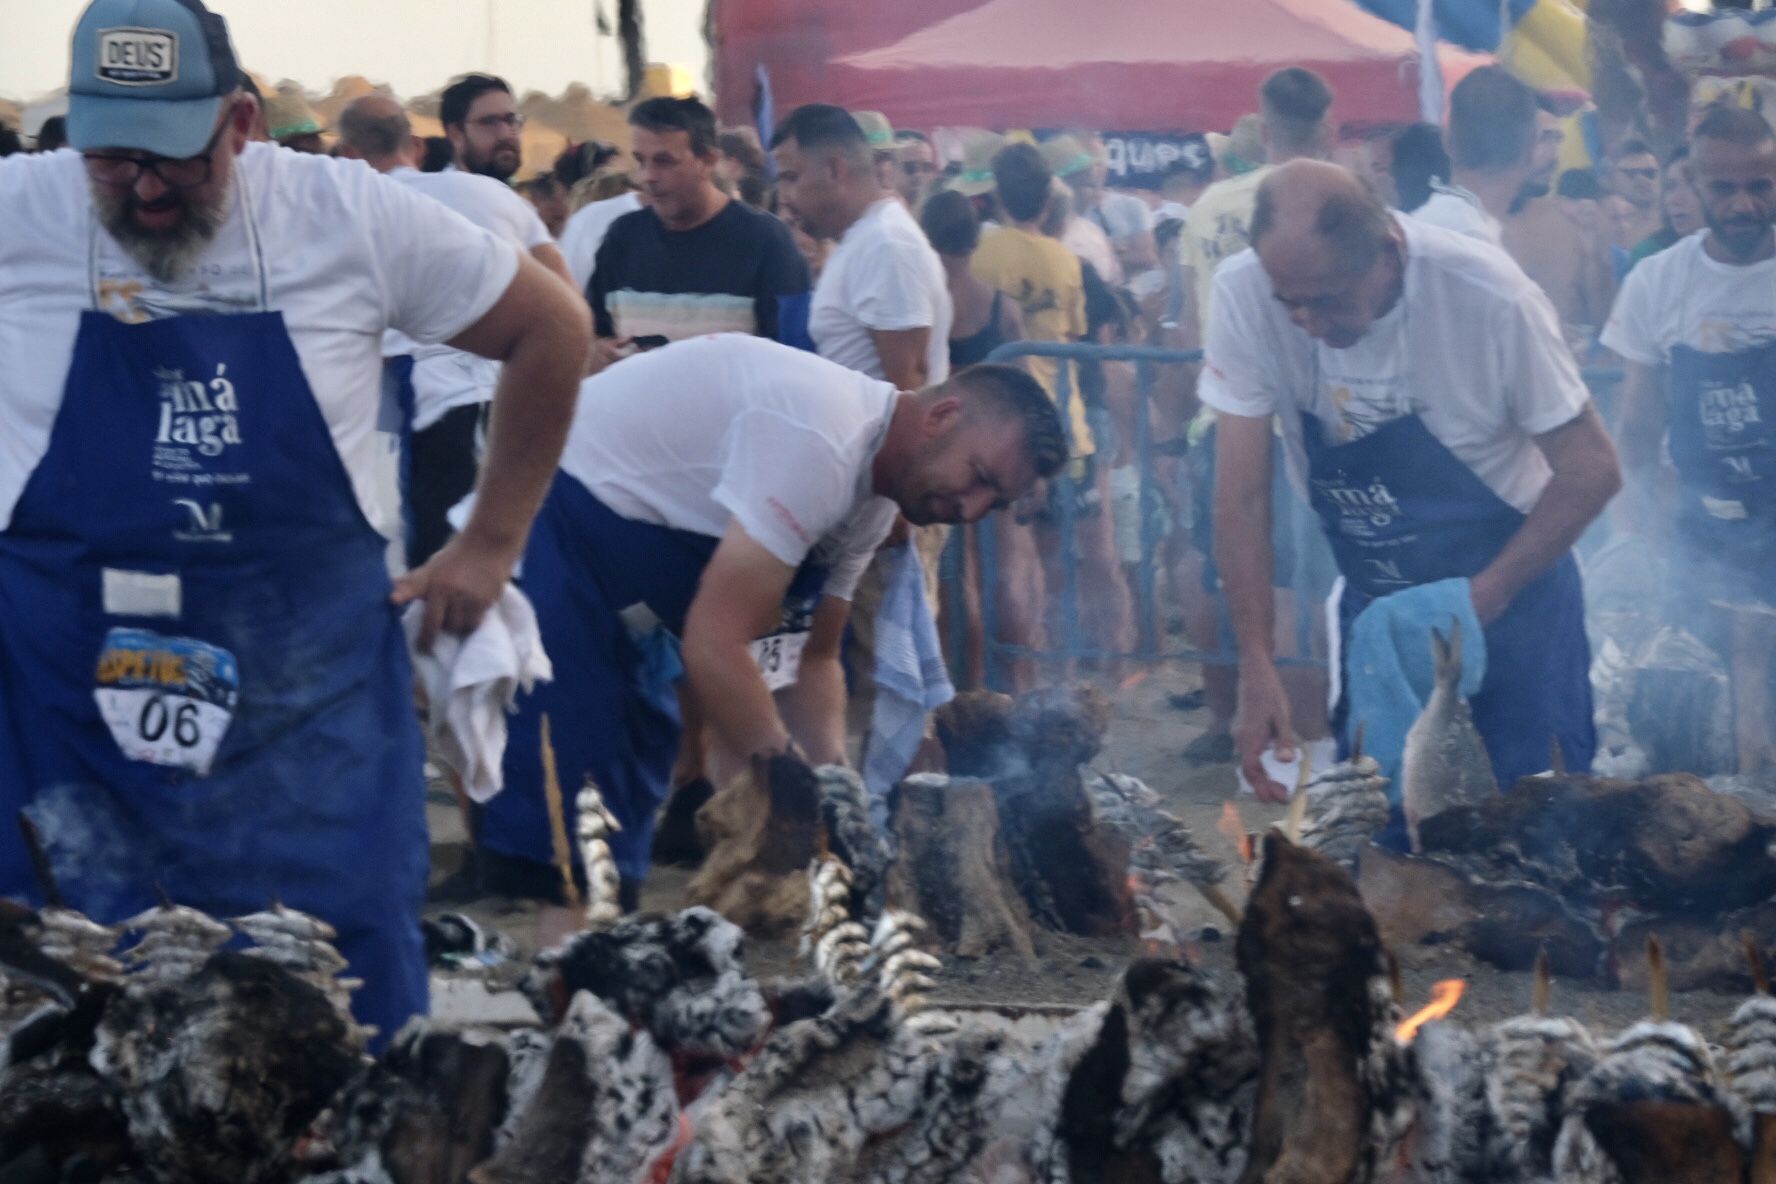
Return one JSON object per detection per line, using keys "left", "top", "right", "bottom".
{"left": 93, "top": 177, "right": 233, "bottom": 285}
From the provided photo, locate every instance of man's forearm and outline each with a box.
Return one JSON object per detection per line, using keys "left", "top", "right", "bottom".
{"left": 461, "top": 319, "right": 584, "bottom": 558}
{"left": 682, "top": 635, "right": 791, "bottom": 759}
{"left": 1473, "top": 465, "right": 1619, "bottom": 623}
{"left": 1214, "top": 499, "right": 1277, "bottom": 664}
{"left": 777, "top": 655, "right": 847, "bottom": 765}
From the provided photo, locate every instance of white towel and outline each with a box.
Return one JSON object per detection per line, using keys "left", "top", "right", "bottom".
{"left": 403, "top": 584, "right": 552, "bottom": 803}
{"left": 863, "top": 543, "right": 955, "bottom": 819}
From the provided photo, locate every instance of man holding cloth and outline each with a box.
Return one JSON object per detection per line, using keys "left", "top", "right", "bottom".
{"left": 0, "top": 0, "right": 590, "bottom": 1037}
{"left": 1206, "top": 161, "right": 1620, "bottom": 802}
{"left": 478, "top": 336, "right": 1065, "bottom": 938}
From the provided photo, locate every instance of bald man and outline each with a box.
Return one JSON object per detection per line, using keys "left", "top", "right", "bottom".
{"left": 337, "top": 94, "right": 575, "bottom": 567}
{"left": 1204, "top": 161, "right": 1620, "bottom": 808}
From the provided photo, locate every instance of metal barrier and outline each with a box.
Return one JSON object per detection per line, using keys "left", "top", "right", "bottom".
{"left": 947, "top": 341, "right": 1321, "bottom": 691}
{"left": 944, "top": 342, "right": 1628, "bottom": 692}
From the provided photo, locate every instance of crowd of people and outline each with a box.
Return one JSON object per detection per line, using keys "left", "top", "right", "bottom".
{"left": 3, "top": 0, "right": 1774, "bottom": 1040}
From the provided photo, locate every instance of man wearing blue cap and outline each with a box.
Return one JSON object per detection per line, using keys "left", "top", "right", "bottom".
{"left": 0, "top": 0, "right": 590, "bottom": 1040}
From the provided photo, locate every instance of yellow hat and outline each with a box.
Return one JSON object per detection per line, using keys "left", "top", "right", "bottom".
{"left": 1040, "top": 134, "right": 1094, "bottom": 179}
{"left": 947, "top": 132, "right": 1005, "bottom": 197}
{"left": 264, "top": 81, "right": 322, "bottom": 141}
{"left": 852, "top": 110, "right": 895, "bottom": 149}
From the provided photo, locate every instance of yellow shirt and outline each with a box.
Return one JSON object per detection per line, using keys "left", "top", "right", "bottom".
{"left": 1180, "top": 164, "right": 1274, "bottom": 333}
{"left": 970, "top": 225, "right": 1094, "bottom": 457}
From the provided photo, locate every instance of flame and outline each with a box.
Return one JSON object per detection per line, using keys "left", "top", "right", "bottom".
{"left": 1218, "top": 801, "right": 1253, "bottom": 864}
{"left": 1119, "top": 670, "right": 1150, "bottom": 692}
{"left": 1395, "top": 979, "right": 1466, "bottom": 1043}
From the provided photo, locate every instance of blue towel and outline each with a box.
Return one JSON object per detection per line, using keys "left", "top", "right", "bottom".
{"left": 863, "top": 543, "right": 955, "bottom": 819}
{"left": 1344, "top": 577, "right": 1485, "bottom": 802}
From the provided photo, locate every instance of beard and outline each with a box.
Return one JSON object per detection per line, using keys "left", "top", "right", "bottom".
{"left": 464, "top": 142, "right": 521, "bottom": 182}
{"left": 93, "top": 177, "right": 233, "bottom": 285}
{"left": 1706, "top": 208, "right": 1776, "bottom": 259}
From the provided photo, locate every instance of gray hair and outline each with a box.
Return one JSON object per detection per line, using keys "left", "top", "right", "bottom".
{"left": 337, "top": 100, "right": 411, "bottom": 159}
{"left": 1250, "top": 170, "right": 1392, "bottom": 278}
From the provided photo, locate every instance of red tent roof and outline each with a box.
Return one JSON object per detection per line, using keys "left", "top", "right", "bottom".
{"left": 827, "top": 0, "right": 1488, "bottom": 132}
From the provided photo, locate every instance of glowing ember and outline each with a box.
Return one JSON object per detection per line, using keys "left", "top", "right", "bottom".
{"left": 1395, "top": 979, "right": 1466, "bottom": 1043}
{"left": 1118, "top": 670, "right": 1150, "bottom": 692}
{"left": 1218, "top": 801, "right": 1253, "bottom": 864}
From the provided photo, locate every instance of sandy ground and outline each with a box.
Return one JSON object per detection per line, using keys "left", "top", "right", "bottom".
{"left": 425, "top": 661, "right": 1757, "bottom": 1041}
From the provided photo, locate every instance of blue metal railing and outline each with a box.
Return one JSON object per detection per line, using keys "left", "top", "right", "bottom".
{"left": 946, "top": 341, "right": 1626, "bottom": 692}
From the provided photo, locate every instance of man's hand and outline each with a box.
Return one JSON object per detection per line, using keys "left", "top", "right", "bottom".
{"left": 391, "top": 529, "right": 519, "bottom": 650}
{"left": 1234, "top": 658, "right": 1298, "bottom": 803}
{"left": 589, "top": 336, "right": 634, "bottom": 376}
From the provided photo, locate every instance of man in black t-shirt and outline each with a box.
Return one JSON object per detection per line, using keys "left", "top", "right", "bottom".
{"left": 589, "top": 96, "right": 811, "bottom": 370}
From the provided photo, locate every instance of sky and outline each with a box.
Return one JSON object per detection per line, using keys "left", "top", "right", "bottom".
{"left": 1, "top": 0, "right": 712, "bottom": 102}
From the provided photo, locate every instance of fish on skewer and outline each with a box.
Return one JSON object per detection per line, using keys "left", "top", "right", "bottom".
{"left": 575, "top": 777, "right": 624, "bottom": 928}
{"left": 1088, "top": 771, "right": 1242, "bottom": 927}
{"left": 1553, "top": 937, "right": 1726, "bottom": 1183}
{"left": 1484, "top": 947, "right": 1599, "bottom": 1179}
{"left": 799, "top": 855, "right": 869, "bottom": 987}
{"left": 1723, "top": 934, "right": 1776, "bottom": 1152}
{"left": 1298, "top": 724, "right": 1391, "bottom": 872}
{"left": 1401, "top": 619, "right": 1497, "bottom": 854}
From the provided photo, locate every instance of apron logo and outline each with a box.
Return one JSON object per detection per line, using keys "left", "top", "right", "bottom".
{"left": 95, "top": 28, "right": 179, "bottom": 86}
{"left": 1700, "top": 381, "right": 1763, "bottom": 439}
{"left": 155, "top": 364, "right": 242, "bottom": 458}
{"left": 172, "top": 499, "right": 231, "bottom": 542}
{"left": 1315, "top": 476, "right": 1401, "bottom": 528}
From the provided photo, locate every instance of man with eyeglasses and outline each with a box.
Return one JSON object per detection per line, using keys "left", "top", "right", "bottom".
{"left": 1606, "top": 138, "right": 1663, "bottom": 254}
{"left": 1607, "top": 106, "right": 1776, "bottom": 776}
{"left": 1207, "top": 161, "right": 1620, "bottom": 822}
{"left": 0, "top": 0, "right": 590, "bottom": 1043}
{"left": 441, "top": 74, "right": 524, "bottom": 184}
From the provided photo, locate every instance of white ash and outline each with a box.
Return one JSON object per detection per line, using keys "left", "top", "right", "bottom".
{"left": 1552, "top": 1018, "right": 1722, "bottom": 1183}
{"left": 1407, "top": 1020, "right": 1493, "bottom": 1183}
{"left": 1297, "top": 756, "right": 1391, "bottom": 870}
{"left": 1359, "top": 969, "right": 1420, "bottom": 1175}
{"left": 574, "top": 779, "right": 624, "bottom": 928}
{"left": 1485, "top": 1013, "right": 1598, "bottom": 1180}
{"left": 816, "top": 764, "right": 893, "bottom": 903}
{"left": 1723, "top": 993, "right": 1776, "bottom": 1146}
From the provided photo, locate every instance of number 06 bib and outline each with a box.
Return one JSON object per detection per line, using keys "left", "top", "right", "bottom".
{"left": 93, "top": 627, "right": 240, "bottom": 775}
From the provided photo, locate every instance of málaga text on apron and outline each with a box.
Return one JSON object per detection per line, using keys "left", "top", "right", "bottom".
{"left": 0, "top": 175, "right": 428, "bottom": 1043}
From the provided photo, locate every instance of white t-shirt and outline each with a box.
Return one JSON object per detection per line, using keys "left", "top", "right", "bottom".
{"left": 1199, "top": 216, "right": 1590, "bottom": 513}
{"left": 1411, "top": 181, "right": 1503, "bottom": 247}
{"left": 1181, "top": 164, "right": 1273, "bottom": 328}
{"left": 559, "top": 191, "right": 642, "bottom": 293}
{"left": 1063, "top": 216, "right": 1122, "bottom": 285}
{"left": 557, "top": 334, "right": 899, "bottom": 601}
{"left": 381, "top": 166, "right": 553, "bottom": 431}
{"left": 0, "top": 143, "right": 519, "bottom": 539}
{"left": 1601, "top": 231, "right": 1776, "bottom": 365}
{"left": 809, "top": 197, "right": 952, "bottom": 385}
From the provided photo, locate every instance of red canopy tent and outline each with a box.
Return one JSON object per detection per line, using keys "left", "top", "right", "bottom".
{"left": 821, "top": 0, "right": 1489, "bottom": 132}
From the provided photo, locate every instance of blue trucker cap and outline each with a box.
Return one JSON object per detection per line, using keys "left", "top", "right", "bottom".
{"left": 67, "top": 0, "right": 242, "bottom": 159}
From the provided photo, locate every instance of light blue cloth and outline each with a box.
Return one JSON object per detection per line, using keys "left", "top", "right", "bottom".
{"left": 863, "top": 543, "right": 955, "bottom": 817}
{"left": 1344, "top": 577, "right": 1486, "bottom": 801}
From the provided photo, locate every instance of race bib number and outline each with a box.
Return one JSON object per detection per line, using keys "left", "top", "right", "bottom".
{"left": 750, "top": 630, "right": 809, "bottom": 692}
{"left": 93, "top": 628, "right": 239, "bottom": 774}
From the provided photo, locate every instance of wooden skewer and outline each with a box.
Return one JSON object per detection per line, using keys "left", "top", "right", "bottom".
{"left": 1194, "top": 883, "right": 1243, "bottom": 927}
{"left": 1386, "top": 948, "right": 1405, "bottom": 1006}
{"left": 1284, "top": 750, "right": 1313, "bottom": 845}
{"left": 1747, "top": 930, "right": 1772, "bottom": 996}
{"left": 1533, "top": 945, "right": 1552, "bottom": 1017}
{"left": 1351, "top": 720, "right": 1367, "bottom": 762}
{"left": 1647, "top": 934, "right": 1670, "bottom": 1022}
{"left": 16, "top": 814, "right": 62, "bottom": 908}
{"left": 539, "top": 714, "right": 583, "bottom": 914}
{"left": 1549, "top": 734, "right": 1566, "bottom": 776}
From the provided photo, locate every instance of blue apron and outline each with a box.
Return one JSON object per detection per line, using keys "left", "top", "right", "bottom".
{"left": 0, "top": 196, "right": 427, "bottom": 1042}
{"left": 1302, "top": 370, "right": 1595, "bottom": 792}
{"left": 1666, "top": 330, "right": 1776, "bottom": 571}
{"left": 483, "top": 474, "right": 827, "bottom": 884}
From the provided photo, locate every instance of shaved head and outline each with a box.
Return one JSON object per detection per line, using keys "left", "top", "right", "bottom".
{"left": 337, "top": 94, "right": 413, "bottom": 164}
{"left": 1250, "top": 160, "right": 1404, "bottom": 348}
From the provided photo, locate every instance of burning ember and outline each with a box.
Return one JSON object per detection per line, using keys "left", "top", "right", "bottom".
{"left": 1395, "top": 978, "right": 1466, "bottom": 1043}
{"left": 1219, "top": 800, "right": 1254, "bottom": 865}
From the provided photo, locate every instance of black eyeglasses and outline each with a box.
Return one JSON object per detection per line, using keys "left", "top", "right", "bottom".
{"left": 83, "top": 112, "right": 232, "bottom": 190}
